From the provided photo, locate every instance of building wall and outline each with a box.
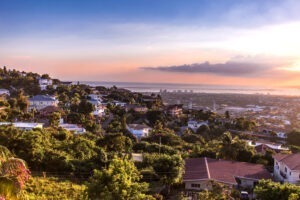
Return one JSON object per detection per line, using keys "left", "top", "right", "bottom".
{"left": 274, "top": 159, "right": 300, "bottom": 184}
{"left": 29, "top": 100, "right": 58, "bottom": 110}
{"left": 185, "top": 180, "right": 212, "bottom": 191}
{"left": 239, "top": 178, "right": 256, "bottom": 188}
{"left": 128, "top": 128, "right": 150, "bottom": 139}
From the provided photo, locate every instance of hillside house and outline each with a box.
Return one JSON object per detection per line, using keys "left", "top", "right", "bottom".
{"left": 39, "top": 78, "right": 53, "bottom": 90}
{"left": 0, "top": 122, "right": 43, "bottom": 130}
{"left": 187, "top": 120, "right": 208, "bottom": 132}
{"left": 183, "top": 157, "right": 272, "bottom": 191}
{"left": 273, "top": 154, "right": 300, "bottom": 184}
{"left": 165, "top": 104, "right": 183, "bottom": 117}
{"left": 127, "top": 124, "right": 152, "bottom": 139}
{"left": 29, "top": 95, "right": 58, "bottom": 111}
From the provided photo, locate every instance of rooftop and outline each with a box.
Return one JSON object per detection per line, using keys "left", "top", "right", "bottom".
{"left": 184, "top": 157, "right": 272, "bottom": 185}
{"left": 273, "top": 153, "right": 300, "bottom": 170}
{"left": 127, "top": 124, "right": 151, "bottom": 130}
{"left": 29, "top": 95, "right": 57, "bottom": 101}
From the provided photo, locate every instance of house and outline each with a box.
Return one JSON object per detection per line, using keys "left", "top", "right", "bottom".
{"left": 88, "top": 94, "right": 103, "bottom": 102}
{"left": 28, "top": 95, "right": 59, "bottom": 111}
{"left": 0, "top": 122, "right": 43, "bottom": 130}
{"left": 39, "top": 78, "right": 53, "bottom": 90}
{"left": 165, "top": 104, "right": 183, "bottom": 117}
{"left": 125, "top": 104, "right": 148, "bottom": 113}
{"left": 59, "top": 123, "right": 86, "bottom": 134}
{"left": 273, "top": 153, "right": 300, "bottom": 184}
{"left": 126, "top": 124, "right": 152, "bottom": 139}
{"left": 0, "top": 89, "right": 10, "bottom": 96}
{"left": 183, "top": 157, "right": 272, "bottom": 191}
{"left": 276, "top": 131, "right": 287, "bottom": 139}
{"left": 246, "top": 140, "right": 289, "bottom": 154}
{"left": 187, "top": 120, "right": 208, "bottom": 132}
{"left": 112, "top": 101, "right": 127, "bottom": 107}
{"left": 87, "top": 97, "right": 106, "bottom": 117}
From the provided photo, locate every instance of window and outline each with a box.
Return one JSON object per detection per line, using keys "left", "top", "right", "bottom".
{"left": 191, "top": 184, "right": 201, "bottom": 188}
{"left": 285, "top": 167, "right": 287, "bottom": 172}
{"left": 290, "top": 172, "right": 292, "bottom": 176}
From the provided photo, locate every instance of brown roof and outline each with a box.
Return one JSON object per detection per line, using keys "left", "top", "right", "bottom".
{"left": 184, "top": 157, "right": 272, "bottom": 185}
{"left": 39, "top": 106, "right": 62, "bottom": 114}
{"left": 184, "top": 157, "right": 209, "bottom": 181}
{"left": 273, "top": 153, "right": 300, "bottom": 170}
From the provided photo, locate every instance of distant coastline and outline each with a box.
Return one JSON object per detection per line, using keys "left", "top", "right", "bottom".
{"left": 73, "top": 81, "right": 300, "bottom": 96}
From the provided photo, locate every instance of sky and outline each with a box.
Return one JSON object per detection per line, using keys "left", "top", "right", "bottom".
{"left": 1, "top": 0, "right": 300, "bottom": 86}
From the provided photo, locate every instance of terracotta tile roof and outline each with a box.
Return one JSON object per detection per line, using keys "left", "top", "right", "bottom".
{"left": 183, "top": 158, "right": 209, "bottom": 181}
{"left": 184, "top": 157, "right": 272, "bottom": 185}
{"left": 273, "top": 153, "right": 300, "bottom": 170}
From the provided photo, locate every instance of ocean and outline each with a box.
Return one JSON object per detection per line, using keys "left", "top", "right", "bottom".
{"left": 78, "top": 81, "right": 300, "bottom": 96}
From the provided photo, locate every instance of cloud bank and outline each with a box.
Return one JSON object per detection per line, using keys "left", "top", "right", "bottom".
{"left": 141, "top": 61, "right": 276, "bottom": 77}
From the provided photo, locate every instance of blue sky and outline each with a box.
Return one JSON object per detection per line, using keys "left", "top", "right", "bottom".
{"left": 1, "top": 0, "right": 300, "bottom": 86}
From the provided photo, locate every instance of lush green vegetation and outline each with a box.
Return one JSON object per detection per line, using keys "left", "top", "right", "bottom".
{"left": 25, "top": 177, "right": 86, "bottom": 200}
{"left": 254, "top": 179, "right": 300, "bottom": 200}
{"left": 0, "top": 67, "right": 299, "bottom": 199}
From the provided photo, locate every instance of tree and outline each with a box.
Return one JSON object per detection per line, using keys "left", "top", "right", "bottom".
{"left": 144, "top": 154, "right": 184, "bottom": 194}
{"left": 49, "top": 112, "right": 61, "bottom": 127}
{"left": 287, "top": 131, "right": 300, "bottom": 146}
{"left": 86, "top": 157, "right": 154, "bottom": 200}
{"left": 225, "top": 110, "right": 230, "bottom": 119}
{"left": 254, "top": 179, "right": 300, "bottom": 200}
{"left": 78, "top": 100, "right": 94, "bottom": 115}
{"left": 0, "top": 146, "right": 30, "bottom": 199}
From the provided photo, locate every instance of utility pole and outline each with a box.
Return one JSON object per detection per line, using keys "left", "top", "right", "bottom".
{"left": 159, "top": 136, "right": 161, "bottom": 154}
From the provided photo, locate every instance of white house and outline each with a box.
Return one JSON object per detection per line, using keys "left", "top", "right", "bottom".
{"left": 246, "top": 140, "right": 289, "bottom": 154}
{"left": 87, "top": 97, "right": 106, "bottom": 117}
{"left": 0, "top": 89, "right": 10, "bottom": 96}
{"left": 28, "top": 95, "right": 58, "bottom": 111}
{"left": 59, "top": 123, "right": 86, "bottom": 134}
{"left": 276, "top": 132, "right": 287, "bottom": 139}
{"left": 187, "top": 120, "right": 208, "bottom": 132}
{"left": 126, "top": 124, "right": 152, "bottom": 139}
{"left": 39, "top": 78, "right": 53, "bottom": 90}
{"left": 88, "top": 94, "right": 102, "bottom": 102}
{"left": 0, "top": 122, "right": 43, "bottom": 130}
{"left": 273, "top": 154, "right": 300, "bottom": 184}
{"left": 112, "top": 101, "right": 127, "bottom": 107}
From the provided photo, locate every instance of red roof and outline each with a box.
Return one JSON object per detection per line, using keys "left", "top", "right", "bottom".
{"left": 273, "top": 154, "right": 300, "bottom": 170}
{"left": 184, "top": 157, "right": 272, "bottom": 185}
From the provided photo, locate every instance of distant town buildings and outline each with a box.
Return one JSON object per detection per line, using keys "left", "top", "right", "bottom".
{"left": 273, "top": 154, "right": 300, "bottom": 184}
{"left": 28, "top": 95, "right": 59, "bottom": 111}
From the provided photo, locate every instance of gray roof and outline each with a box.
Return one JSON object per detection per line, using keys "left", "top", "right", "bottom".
{"left": 127, "top": 124, "right": 151, "bottom": 130}
{"left": 29, "top": 95, "right": 57, "bottom": 101}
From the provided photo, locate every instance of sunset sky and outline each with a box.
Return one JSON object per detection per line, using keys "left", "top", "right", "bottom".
{"left": 1, "top": 0, "right": 300, "bottom": 86}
